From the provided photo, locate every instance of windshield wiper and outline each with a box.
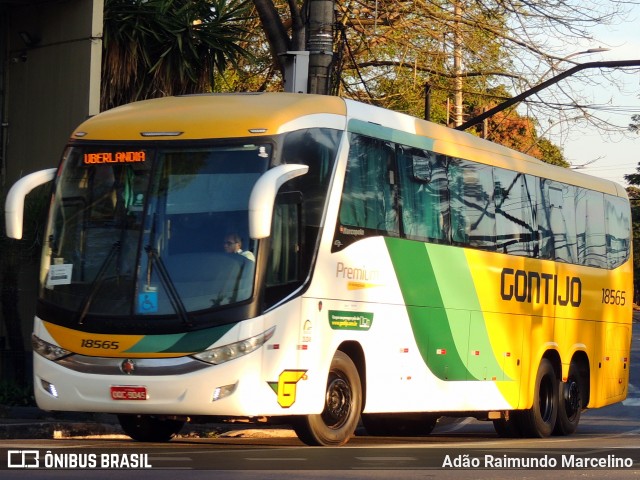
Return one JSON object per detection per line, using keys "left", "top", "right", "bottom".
{"left": 76, "top": 241, "right": 121, "bottom": 325}
{"left": 144, "top": 245, "right": 192, "bottom": 326}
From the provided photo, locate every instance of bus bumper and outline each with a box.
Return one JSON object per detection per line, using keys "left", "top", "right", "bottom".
{"left": 32, "top": 351, "right": 290, "bottom": 417}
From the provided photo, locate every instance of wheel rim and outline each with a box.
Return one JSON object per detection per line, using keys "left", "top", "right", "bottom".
{"left": 564, "top": 379, "right": 580, "bottom": 419}
{"left": 321, "top": 374, "right": 352, "bottom": 429}
{"left": 539, "top": 375, "right": 555, "bottom": 423}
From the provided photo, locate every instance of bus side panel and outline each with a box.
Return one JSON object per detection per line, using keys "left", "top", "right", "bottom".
{"left": 464, "top": 248, "right": 633, "bottom": 411}
{"left": 308, "top": 236, "right": 516, "bottom": 413}
{"left": 604, "top": 323, "right": 631, "bottom": 400}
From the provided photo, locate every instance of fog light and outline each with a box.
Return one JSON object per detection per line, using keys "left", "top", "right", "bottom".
{"left": 212, "top": 382, "right": 238, "bottom": 402}
{"left": 40, "top": 379, "right": 59, "bottom": 398}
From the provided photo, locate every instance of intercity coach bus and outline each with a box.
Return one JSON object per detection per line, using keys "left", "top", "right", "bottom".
{"left": 5, "top": 93, "right": 632, "bottom": 445}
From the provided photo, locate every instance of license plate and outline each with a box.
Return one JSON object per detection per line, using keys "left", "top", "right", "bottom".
{"left": 110, "top": 386, "right": 147, "bottom": 400}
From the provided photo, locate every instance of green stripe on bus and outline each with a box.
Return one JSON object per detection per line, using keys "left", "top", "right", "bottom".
{"left": 385, "top": 238, "right": 507, "bottom": 381}
{"left": 125, "top": 324, "right": 233, "bottom": 354}
{"left": 426, "top": 244, "right": 507, "bottom": 381}
{"left": 385, "top": 237, "right": 470, "bottom": 380}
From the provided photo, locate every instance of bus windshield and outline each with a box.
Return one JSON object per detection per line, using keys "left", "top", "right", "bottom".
{"left": 41, "top": 143, "right": 270, "bottom": 320}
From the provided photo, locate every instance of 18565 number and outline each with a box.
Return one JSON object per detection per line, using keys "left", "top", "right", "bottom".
{"left": 601, "top": 289, "right": 626, "bottom": 305}
{"left": 80, "top": 339, "right": 120, "bottom": 349}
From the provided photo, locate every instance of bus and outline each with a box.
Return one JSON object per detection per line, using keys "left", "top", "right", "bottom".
{"left": 5, "top": 92, "right": 632, "bottom": 446}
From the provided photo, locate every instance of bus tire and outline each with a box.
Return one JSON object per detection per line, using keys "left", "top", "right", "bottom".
{"left": 362, "top": 413, "right": 438, "bottom": 436}
{"left": 515, "top": 358, "right": 558, "bottom": 438}
{"left": 553, "top": 362, "right": 582, "bottom": 436}
{"left": 117, "top": 414, "right": 184, "bottom": 442}
{"left": 293, "top": 351, "right": 362, "bottom": 446}
{"left": 492, "top": 414, "right": 522, "bottom": 438}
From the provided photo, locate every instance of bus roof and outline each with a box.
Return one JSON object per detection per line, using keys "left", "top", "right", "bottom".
{"left": 71, "top": 92, "right": 626, "bottom": 198}
{"left": 343, "top": 98, "right": 626, "bottom": 197}
{"left": 72, "top": 93, "right": 347, "bottom": 141}
{"left": 415, "top": 112, "right": 625, "bottom": 197}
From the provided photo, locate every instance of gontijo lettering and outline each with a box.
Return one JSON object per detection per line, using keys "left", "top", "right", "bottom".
{"left": 500, "top": 267, "right": 581, "bottom": 307}
{"left": 83, "top": 151, "right": 146, "bottom": 164}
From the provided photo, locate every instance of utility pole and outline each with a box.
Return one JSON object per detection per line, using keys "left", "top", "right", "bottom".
{"left": 453, "top": 0, "right": 463, "bottom": 126}
{"left": 307, "top": 0, "right": 334, "bottom": 95}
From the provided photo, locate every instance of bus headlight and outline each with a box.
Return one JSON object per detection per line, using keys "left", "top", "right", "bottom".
{"left": 32, "top": 334, "right": 72, "bottom": 361}
{"left": 192, "top": 326, "right": 275, "bottom": 365}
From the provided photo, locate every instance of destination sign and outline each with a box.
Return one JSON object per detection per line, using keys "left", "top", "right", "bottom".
{"left": 83, "top": 151, "right": 146, "bottom": 164}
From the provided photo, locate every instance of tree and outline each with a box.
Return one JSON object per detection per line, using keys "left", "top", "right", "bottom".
{"left": 631, "top": 114, "right": 640, "bottom": 135}
{"left": 625, "top": 186, "right": 640, "bottom": 304}
{"left": 101, "top": 0, "right": 252, "bottom": 110}
{"left": 252, "top": 0, "right": 639, "bottom": 154}
{"left": 625, "top": 118, "right": 640, "bottom": 304}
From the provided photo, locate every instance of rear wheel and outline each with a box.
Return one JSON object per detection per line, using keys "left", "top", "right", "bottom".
{"left": 362, "top": 413, "right": 438, "bottom": 436}
{"left": 554, "top": 362, "right": 583, "bottom": 435}
{"left": 118, "top": 414, "right": 184, "bottom": 442}
{"left": 515, "top": 358, "right": 558, "bottom": 438}
{"left": 493, "top": 413, "right": 522, "bottom": 438}
{"left": 293, "top": 351, "right": 362, "bottom": 446}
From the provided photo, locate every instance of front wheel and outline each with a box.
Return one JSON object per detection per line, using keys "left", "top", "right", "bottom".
{"left": 293, "top": 351, "right": 362, "bottom": 446}
{"left": 118, "top": 414, "right": 185, "bottom": 442}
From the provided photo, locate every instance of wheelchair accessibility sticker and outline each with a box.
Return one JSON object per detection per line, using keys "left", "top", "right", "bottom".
{"left": 138, "top": 291, "right": 158, "bottom": 313}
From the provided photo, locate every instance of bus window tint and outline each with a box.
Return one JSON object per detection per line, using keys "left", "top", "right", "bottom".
{"left": 450, "top": 159, "right": 496, "bottom": 250}
{"left": 576, "top": 189, "right": 607, "bottom": 268}
{"left": 272, "top": 128, "right": 342, "bottom": 306}
{"left": 494, "top": 170, "right": 537, "bottom": 256}
{"left": 266, "top": 202, "right": 300, "bottom": 288}
{"left": 397, "top": 147, "right": 449, "bottom": 243}
{"left": 538, "top": 180, "right": 578, "bottom": 263}
{"left": 281, "top": 128, "right": 341, "bottom": 228}
{"left": 339, "top": 134, "right": 398, "bottom": 235}
{"left": 606, "top": 194, "right": 631, "bottom": 268}
{"left": 139, "top": 145, "right": 268, "bottom": 313}
{"left": 43, "top": 148, "right": 152, "bottom": 314}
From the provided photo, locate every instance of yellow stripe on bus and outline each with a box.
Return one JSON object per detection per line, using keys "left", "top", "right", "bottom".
{"left": 43, "top": 322, "right": 145, "bottom": 358}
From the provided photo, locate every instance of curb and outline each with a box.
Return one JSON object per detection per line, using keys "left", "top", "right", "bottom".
{"left": 0, "top": 406, "right": 298, "bottom": 440}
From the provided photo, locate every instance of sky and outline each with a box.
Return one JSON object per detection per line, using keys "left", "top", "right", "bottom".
{"left": 544, "top": 8, "right": 640, "bottom": 187}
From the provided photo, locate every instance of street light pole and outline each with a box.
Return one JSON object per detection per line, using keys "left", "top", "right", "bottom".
{"left": 455, "top": 59, "right": 640, "bottom": 131}
{"left": 540, "top": 48, "right": 610, "bottom": 80}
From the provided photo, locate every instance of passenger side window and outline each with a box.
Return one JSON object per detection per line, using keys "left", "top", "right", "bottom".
{"left": 575, "top": 189, "right": 607, "bottom": 268}
{"left": 538, "top": 180, "right": 577, "bottom": 263}
{"left": 339, "top": 134, "right": 398, "bottom": 235}
{"left": 605, "top": 194, "right": 631, "bottom": 269}
{"left": 397, "top": 146, "right": 449, "bottom": 243}
{"left": 494, "top": 170, "right": 537, "bottom": 256}
{"left": 450, "top": 159, "right": 496, "bottom": 250}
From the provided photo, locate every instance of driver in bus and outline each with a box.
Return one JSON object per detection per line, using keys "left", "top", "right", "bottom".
{"left": 223, "top": 233, "right": 255, "bottom": 262}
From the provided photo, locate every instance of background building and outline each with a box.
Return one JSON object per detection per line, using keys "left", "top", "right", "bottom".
{"left": 0, "top": 0, "right": 103, "bottom": 385}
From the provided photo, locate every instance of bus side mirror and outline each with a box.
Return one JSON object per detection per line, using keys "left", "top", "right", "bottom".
{"left": 249, "top": 164, "right": 308, "bottom": 239}
{"left": 5, "top": 168, "right": 57, "bottom": 239}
